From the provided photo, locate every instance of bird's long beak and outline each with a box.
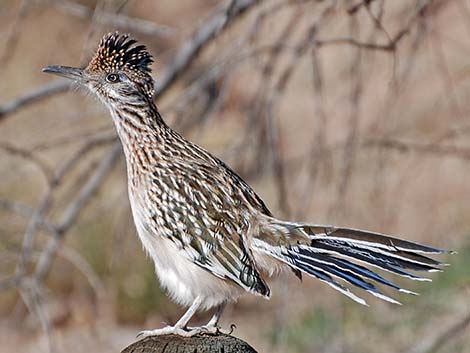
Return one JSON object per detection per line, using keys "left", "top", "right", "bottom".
{"left": 42, "top": 66, "right": 84, "bottom": 81}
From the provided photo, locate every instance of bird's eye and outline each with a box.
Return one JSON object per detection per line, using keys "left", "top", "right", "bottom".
{"left": 106, "top": 73, "right": 120, "bottom": 83}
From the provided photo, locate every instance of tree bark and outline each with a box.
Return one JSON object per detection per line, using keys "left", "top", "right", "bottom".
{"left": 121, "top": 334, "right": 258, "bottom": 353}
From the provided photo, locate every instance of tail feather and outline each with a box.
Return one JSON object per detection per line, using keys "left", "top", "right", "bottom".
{"left": 255, "top": 220, "right": 452, "bottom": 305}
{"left": 301, "top": 226, "right": 450, "bottom": 254}
{"left": 287, "top": 254, "right": 369, "bottom": 306}
{"left": 314, "top": 240, "right": 441, "bottom": 272}
{"left": 291, "top": 248, "right": 401, "bottom": 304}
{"left": 308, "top": 240, "right": 432, "bottom": 281}
{"left": 302, "top": 250, "right": 417, "bottom": 295}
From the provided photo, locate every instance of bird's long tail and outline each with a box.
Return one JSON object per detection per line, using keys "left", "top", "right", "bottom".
{"left": 253, "top": 219, "right": 452, "bottom": 305}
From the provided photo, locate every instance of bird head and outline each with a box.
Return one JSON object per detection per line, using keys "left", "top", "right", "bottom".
{"left": 43, "top": 32, "right": 154, "bottom": 107}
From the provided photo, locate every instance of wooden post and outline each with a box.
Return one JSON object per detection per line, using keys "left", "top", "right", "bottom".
{"left": 121, "top": 334, "right": 258, "bottom": 353}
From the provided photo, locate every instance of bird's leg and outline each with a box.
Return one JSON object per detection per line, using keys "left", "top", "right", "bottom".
{"left": 205, "top": 302, "right": 226, "bottom": 328}
{"left": 174, "top": 296, "right": 203, "bottom": 328}
{"left": 186, "top": 302, "right": 231, "bottom": 335}
{"left": 137, "top": 296, "right": 203, "bottom": 338}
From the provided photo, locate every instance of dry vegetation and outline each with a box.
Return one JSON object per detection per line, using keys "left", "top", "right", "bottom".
{"left": 0, "top": 0, "right": 469, "bottom": 352}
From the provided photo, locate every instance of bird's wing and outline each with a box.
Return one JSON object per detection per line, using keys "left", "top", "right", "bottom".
{"left": 145, "top": 158, "right": 270, "bottom": 297}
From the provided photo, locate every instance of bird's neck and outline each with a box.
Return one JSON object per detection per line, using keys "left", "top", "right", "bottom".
{"left": 109, "top": 100, "right": 169, "bottom": 159}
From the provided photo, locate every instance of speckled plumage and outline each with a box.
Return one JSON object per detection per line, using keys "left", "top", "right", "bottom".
{"left": 43, "top": 32, "right": 451, "bottom": 335}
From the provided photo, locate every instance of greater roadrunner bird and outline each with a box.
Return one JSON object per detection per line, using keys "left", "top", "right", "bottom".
{"left": 43, "top": 33, "right": 451, "bottom": 337}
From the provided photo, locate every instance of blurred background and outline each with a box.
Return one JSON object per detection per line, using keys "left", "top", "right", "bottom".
{"left": 0, "top": 0, "right": 469, "bottom": 352}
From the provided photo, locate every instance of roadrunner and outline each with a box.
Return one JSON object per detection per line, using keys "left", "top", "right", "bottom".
{"left": 43, "top": 32, "right": 451, "bottom": 337}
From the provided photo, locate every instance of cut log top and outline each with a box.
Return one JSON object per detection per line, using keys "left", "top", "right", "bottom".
{"left": 121, "top": 333, "right": 258, "bottom": 353}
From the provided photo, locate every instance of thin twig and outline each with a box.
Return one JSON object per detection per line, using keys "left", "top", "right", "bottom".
{"left": 19, "top": 281, "right": 55, "bottom": 353}
{"left": 56, "top": 0, "right": 175, "bottom": 38}
{"left": 363, "top": 138, "right": 470, "bottom": 159}
{"left": 330, "top": 11, "right": 363, "bottom": 217}
{"left": 0, "top": 82, "right": 69, "bottom": 122}
{"left": 51, "top": 133, "right": 117, "bottom": 185}
{"left": 406, "top": 313, "right": 470, "bottom": 353}
{"left": 154, "top": 0, "right": 261, "bottom": 96}
{"left": 0, "top": 0, "right": 260, "bottom": 122}
{"left": 0, "top": 142, "right": 53, "bottom": 183}
{"left": 56, "top": 143, "right": 121, "bottom": 234}
{"left": 0, "top": 0, "right": 31, "bottom": 68}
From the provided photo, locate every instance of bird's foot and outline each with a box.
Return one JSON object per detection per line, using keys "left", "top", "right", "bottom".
{"left": 137, "top": 326, "right": 193, "bottom": 338}
{"left": 187, "top": 323, "right": 236, "bottom": 335}
{"left": 137, "top": 324, "right": 236, "bottom": 338}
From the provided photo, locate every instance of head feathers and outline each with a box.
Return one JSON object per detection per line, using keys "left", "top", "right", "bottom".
{"left": 86, "top": 32, "right": 153, "bottom": 74}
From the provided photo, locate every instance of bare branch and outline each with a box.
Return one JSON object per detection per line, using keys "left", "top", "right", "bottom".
{"left": 363, "top": 138, "right": 470, "bottom": 160}
{"left": 56, "top": 143, "right": 121, "bottom": 234}
{"left": 154, "top": 0, "right": 261, "bottom": 96}
{"left": 0, "top": 82, "right": 68, "bottom": 122}
{"left": 0, "top": 142, "right": 53, "bottom": 183}
{"left": 315, "top": 28, "right": 409, "bottom": 52}
{"left": 0, "top": 0, "right": 31, "bottom": 68}
{"left": 407, "top": 313, "right": 470, "bottom": 353}
{"left": 15, "top": 193, "right": 54, "bottom": 280}
{"left": 56, "top": 0, "right": 176, "bottom": 38}
{"left": 330, "top": 12, "right": 363, "bottom": 217}
{"left": 31, "top": 143, "right": 121, "bottom": 286}
{"left": 347, "top": 0, "right": 378, "bottom": 15}
{"left": 51, "top": 133, "right": 117, "bottom": 185}
{"left": 57, "top": 245, "right": 104, "bottom": 296}
{"left": 0, "top": 0, "right": 260, "bottom": 121}
{"left": 19, "top": 281, "right": 55, "bottom": 353}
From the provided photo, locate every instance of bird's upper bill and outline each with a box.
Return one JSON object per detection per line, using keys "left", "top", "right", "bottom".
{"left": 42, "top": 66, "right": 84, "bottom": 81}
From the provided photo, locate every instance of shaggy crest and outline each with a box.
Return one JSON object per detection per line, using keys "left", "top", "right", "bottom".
{"left": 86, "top": 32, "right": 153, "bottom": 74}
